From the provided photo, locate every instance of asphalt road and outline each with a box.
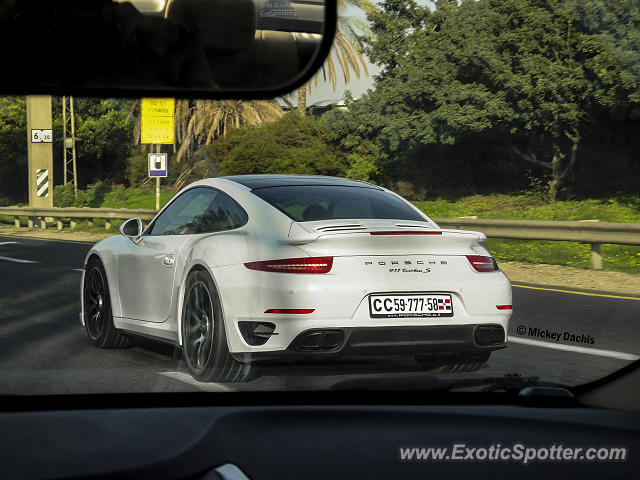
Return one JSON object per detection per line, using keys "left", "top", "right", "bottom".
{"left": 1, "top": 235, "right": 639, "bottom": 395}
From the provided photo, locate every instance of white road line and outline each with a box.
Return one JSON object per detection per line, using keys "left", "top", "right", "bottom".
{"left": 0, "top": 256, "right": 37, "bottom": 264}
{"left": 508, "top": 336, "right": 640, "bottom": 361}
{"left": 71, "top": 269, "right": 84, "bottom": 272}
{"left": 158, "top": 371, "right": 234, "bottom": 392}
{"left": 0, "top": 241, "right": 20, "bottom": 246}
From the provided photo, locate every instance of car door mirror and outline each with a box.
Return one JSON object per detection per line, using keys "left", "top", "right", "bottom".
{"left": 120, "top": 218, "right": 143, "bottom": 239}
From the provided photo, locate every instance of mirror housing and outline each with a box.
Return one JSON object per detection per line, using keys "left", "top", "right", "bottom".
{"left": 0, "top": 0, "right": 335, "bottom": 98}
{"left": 120, "top": 218, "right": 143, "bottom": 240}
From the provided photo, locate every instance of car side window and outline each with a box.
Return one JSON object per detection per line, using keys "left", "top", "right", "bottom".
{"left": 148, "top": 187, "right": 247, "bottom": 236}
{"left": 197, "top": 190, "right": 249, "bottom": 233}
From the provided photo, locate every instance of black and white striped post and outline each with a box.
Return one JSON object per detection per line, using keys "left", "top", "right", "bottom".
{"left": 36, "top": 169, "right": 49, "bottom": 198}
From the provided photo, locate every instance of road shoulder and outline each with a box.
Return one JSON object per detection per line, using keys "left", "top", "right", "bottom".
{"left": 500, "top": 261, "right": 640, "bottom": 297}
{"left": 0, "top": 226, "right": 112, "bottom": 243}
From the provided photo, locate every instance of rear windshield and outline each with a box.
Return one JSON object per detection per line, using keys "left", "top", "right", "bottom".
{"left": 251, "top": 185, "right": 426, "bottom": 222}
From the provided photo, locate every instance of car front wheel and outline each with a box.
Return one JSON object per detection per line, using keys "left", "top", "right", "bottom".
{"left": 83, "top": 258, "right": 130, "bottom": 349}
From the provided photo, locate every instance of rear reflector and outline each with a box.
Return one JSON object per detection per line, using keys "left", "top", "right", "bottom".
{"left": 466, "top": 255, "right": 499, "bottom": 272}
{"left": 370, "top": 231, "right": 442, "bottom": 235}
{"left": 496, "top": 305, "right": 513, "bottom": 310}
{"left": 245, "top": 257, "right": 333, "bottom": 274}
{"left": 265, "top": 309, "right": 315, "bottom": 314}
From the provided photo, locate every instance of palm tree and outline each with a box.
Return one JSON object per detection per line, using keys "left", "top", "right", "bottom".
{"left": 173, "top": 99, "right": 283, "bottom": 162}
{"left": 297, "top": 0, "right": 376, "bottom": 114}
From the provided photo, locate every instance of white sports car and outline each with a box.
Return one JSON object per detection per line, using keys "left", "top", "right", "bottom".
{"left": 81, "top": 175, "right": 512, "bottom": 382}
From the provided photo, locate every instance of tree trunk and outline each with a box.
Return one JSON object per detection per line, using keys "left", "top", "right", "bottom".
{"left": 549, "top": 152, "right": 562, "bottom": 203}
{"left": 549, "top": 131, "right": 580, "bottom": 203}
{"left": 297, "top": 85, "right": 307, "bottom": 114}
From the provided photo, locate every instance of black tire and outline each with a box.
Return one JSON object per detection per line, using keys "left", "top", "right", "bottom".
{"left": 83, "top": 258, "right": 130, "bottom": 349}
{"left": 415, "top": 351, "right": 491, "bottom": 374}
{"left": 181, "top": 269, "right": 253, "bottom": 383}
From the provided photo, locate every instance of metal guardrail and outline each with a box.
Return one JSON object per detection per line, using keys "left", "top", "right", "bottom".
{"left": 434, "top": 217, "right": 640, "bottom": 270}
{"left": 1, "top": 208, "right": 639, "bottom": 270}
{"left": 0, "top": 206, "right": 156, "bottom": 231}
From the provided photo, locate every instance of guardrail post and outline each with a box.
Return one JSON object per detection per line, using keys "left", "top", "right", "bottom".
{"left": 70, "top": 219, "right": 77, "bottom": 229}
{"left": 57, "top": 219, "right": 63, "bottom": 230}
{"left": 40, "top": 217, "right": 46, "bottom": 230}
{"left": 590, "top": 243, "right": 603, "bottom": 270}
{"left": 14, "top": 216, "right": 20, "bottom": 228}
{"left": 27, "top": 217, "right": 34, "bottom": 228}
{"left": 87, "top": 218, "right": 93, "bottom": 227}
{"left": 105, "top": 219, "right": 111, "bottom": 231}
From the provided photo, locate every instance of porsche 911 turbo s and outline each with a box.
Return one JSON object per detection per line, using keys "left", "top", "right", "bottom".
{"left": 80, "top": 175, "right": 512, "bottom": 382}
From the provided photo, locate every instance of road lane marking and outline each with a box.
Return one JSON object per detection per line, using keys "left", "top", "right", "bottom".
{"left": 0, "top": 241, "right": 20, "bottom": 246}
{"left": 512, "top": 284, "right": 640, "bottom": 301}
{"left": 508, "top": 336, "right": 640, "bottom": 361}
{"left": 0, "top": 256, "right": 37, "bottom": 264}
{"left": 71, "top": 269, "right": 84, "bottom": 272}
{"left": 158, "top": 371, "right": 233, "bottom": 392}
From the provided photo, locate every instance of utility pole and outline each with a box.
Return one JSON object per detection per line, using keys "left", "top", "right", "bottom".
{"left": 62, "top": 96, "right": 78, "bottom": 194}
{"left": 27, "top": 96, "right": 54, "bottom": 215}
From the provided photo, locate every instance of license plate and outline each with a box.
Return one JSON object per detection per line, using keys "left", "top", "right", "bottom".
{"left": 369, "top": 294, "right": 453, "bottom": 318}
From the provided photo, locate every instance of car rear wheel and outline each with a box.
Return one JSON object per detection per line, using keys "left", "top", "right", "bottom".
{"left": 415, "top": 351, "right": 491, "bottom": 373}
{"left": 181, "top": 269, "right": 253, "bottom": 383}
{"left": 83, "top": 258, "right": 130, "bottom": 348}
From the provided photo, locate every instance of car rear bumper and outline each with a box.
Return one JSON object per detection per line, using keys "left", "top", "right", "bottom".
{"left": 231, "top": 323, "right": 506, "bottom": 363}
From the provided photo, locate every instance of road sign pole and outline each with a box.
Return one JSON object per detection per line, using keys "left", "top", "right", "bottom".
{"left": 155, "top": 144, "right": 161, "bottom": 210}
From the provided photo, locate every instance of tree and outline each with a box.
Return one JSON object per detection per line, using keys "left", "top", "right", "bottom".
{"left": 328, "top": 0, "right": 634, "bottom": 201}
{"left": 173, "top": 99, "right": 283, "bottom": 162}
{"left": 297, "top": 0, "right": 376, "bottom": 113}
{"left": 0, "top": 97, "right": 27, "bottom": 204}
{"left": 205, "top": 112, "right": 347, "bottom": 177}
{"left": 573, "top": 0, "right": 640, "bottom": 118}
{"left": 67, "top": 99, "right": 135, "bottom": 185}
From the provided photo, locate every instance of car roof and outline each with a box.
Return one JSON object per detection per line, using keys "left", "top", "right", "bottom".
{"left": 221, "top": 174, "right": 382, "bottom": 190}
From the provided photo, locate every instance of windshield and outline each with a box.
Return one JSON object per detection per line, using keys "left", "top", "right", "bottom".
{"left": 0, "top": 0, "right": 639, "bottom": 399}
{"left": 251, "top": 185, "right": 426, "bottom": 222}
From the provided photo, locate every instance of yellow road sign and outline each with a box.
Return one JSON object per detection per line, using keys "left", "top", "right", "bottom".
{"left": 141, "top": 98, "right": 174, "bottom": 144}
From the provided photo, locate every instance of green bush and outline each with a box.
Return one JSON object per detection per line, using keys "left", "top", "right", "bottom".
{"left": 53, "top": 184, "right": 76, "bottom": 207}
{"left": 206, "top": 112, "right": 347, "bottom": 177}
{"left": 345, "top": 153, "right": 378, "bottom": 183}
{"left": 103, "top": 184, "right": 128, "bottom": 204}
{"left": 126, "top": 150, "right": 150, "bottom": 187}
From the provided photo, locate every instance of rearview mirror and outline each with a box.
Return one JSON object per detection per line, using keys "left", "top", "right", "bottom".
{"left": 0, "top": 0, "right": 334, "bottom": 98}
{"left": 120, "top": 218, "right": 143, "bottom": 238}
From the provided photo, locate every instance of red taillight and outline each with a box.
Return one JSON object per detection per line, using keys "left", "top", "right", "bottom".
{"left": 496, "top": 305, "right": 513, "bottom": 310}
{"left": 370, "top": 231, "right": 442, "bottom": 235}
{"left": 264, "top": 309, "right": 315, "bottom": 314}
{"left": 466, "top": 255, "right": 499, "bottom": 272}
{"left": 244, "top": 257, "right": 333, "bottom": 274}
